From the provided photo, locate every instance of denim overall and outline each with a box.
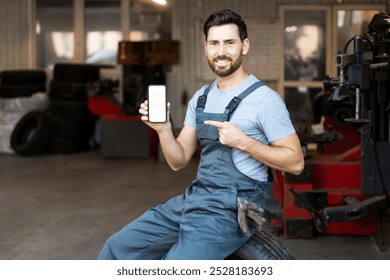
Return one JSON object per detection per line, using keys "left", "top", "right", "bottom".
{"left": 98, "top": 81, "right": 268, "bottom": 260}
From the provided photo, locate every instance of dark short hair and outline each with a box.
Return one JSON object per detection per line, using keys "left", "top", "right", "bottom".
{"left": 203, "top": 9, "right": 248, "bottom": 42}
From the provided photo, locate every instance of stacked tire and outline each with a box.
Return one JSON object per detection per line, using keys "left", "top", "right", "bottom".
{"left": 0, "top": 70, "right": 47, "bottom": 98}
{"left": 10, "top": 109, "right": 51, "bottom": 156}
{"left": 0, "top": 70, "right": 49, "bottom": 155}
{"left": 45, "top": 63, "right": 99, "bottom": 154}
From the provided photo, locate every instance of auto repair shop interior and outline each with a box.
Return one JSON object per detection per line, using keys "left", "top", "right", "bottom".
{"left": 0, "top": 0, "right": 390, "bottom": 260}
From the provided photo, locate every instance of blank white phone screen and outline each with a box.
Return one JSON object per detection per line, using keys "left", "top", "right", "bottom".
{"left": 148, "top": 85, "right": 167, "bottom": 123}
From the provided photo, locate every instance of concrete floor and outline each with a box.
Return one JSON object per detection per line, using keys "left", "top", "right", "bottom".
{"left": 0, "top": 149, "right": 389, "bottom": 260}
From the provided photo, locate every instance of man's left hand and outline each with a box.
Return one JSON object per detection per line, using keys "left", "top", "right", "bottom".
{"left": 204, "top": 120, "right": 246, "bottom": 147}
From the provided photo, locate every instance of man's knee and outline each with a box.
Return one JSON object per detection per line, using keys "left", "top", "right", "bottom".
{"left": 98, "top": 236, "right": 116, "bottom": 259}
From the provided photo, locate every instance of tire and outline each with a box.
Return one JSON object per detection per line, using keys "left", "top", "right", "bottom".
{"left": 48, "top": 100, "right": 94, "bottom": 122}
{"left": 10, "top": 111, "right": 50, "bottom": 156}
{"left": 49, "top": 79, "right": 88, "bottom": 102}
{"left": 53, "top": 63, "right": 100, "bottom": 83}
{"left": 0, "top": 70, "right": 46, "bottom": 85}
{"left": 49, "top": 116, "right": 95, "bottom": 139}
{"left": 227, "top": 230, "right": 294, "bottom": 260}
{"left": 0, "top": 85, "right": 46, "bottom": 98}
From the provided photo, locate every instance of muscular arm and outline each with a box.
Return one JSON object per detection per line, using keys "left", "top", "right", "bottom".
{"left": 239, "top": 132, "right": 304, "bottom": 175}
{"left": 139, "top": 101, "right": 198, "bottom": 171}
{"left": 158, "top": 125, "right": 198, "bottom": 171}
{"left": 204, "top": 120, "right": 304, "bottom": 175}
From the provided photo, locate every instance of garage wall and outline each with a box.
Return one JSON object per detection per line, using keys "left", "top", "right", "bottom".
{"left": 0, "top": 0, "right": 389, "bottom": 125}
{"left": 0, "top": 0, "right": 35, "bottom": 71}
{"left": 170, "top": 0, "right": 389, "bottom": 124}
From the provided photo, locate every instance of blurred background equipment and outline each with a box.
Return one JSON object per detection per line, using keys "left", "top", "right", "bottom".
{"left": 268, "top": 12, "right": 390, "bottom": 251}
{"left": 117, "top": 40, "right": 179, "bottom": 115}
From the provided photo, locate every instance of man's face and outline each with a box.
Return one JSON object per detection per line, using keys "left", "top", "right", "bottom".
{"left": 205, "top": 24, "right": 249, "bottom": 77}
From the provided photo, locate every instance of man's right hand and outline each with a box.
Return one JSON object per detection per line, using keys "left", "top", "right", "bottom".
{"left": 139, "top": 100, "right": 171, "bottom": 134}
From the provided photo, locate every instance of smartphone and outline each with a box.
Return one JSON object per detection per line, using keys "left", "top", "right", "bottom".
{"left": 148, "top": 85, "right": 167, "bottom": 123}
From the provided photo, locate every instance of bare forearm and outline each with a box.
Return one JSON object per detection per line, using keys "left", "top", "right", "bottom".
{"left": 158, "top": 130, "right": 188, "bottom": 171}
{"left": 157, "top": 125, "right": 198, "bottom": 171}
{"left": 204, "top": 120, "right": 304, "bottom": 175}
{"left": 139, "top": 101, "right": 196, "bottom": 171}
{"left": 237, "top": 134, "right": 304, "bottom": 175}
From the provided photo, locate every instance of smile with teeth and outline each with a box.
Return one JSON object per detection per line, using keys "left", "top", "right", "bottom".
{"left": 214, "top": 57, "right": 231, "bottom": 66}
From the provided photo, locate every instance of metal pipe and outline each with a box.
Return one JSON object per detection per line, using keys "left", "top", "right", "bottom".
{"left": 355, "top": 87, "right": 361, "bottom": 120}
{"left": 370, "top": 62, "right": 389, "bottom": 70}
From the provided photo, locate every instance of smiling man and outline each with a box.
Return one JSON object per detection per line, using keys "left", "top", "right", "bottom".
{"left": 98, "top": 9, "right": 304, "bottom": 260}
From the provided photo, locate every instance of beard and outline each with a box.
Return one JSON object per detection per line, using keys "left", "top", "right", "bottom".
{"left": 207, "top": 53, "right": 244, "bottom": 77}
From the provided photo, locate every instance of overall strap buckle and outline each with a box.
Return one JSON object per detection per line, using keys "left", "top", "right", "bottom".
{"left": 225, "top": 81, "right": 264, "bottom": 119}
{"left": 196, "top": 85, "right": 211, "bottom": 109}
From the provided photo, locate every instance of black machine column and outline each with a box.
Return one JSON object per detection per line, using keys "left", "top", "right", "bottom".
{"left": 323, "top": 13, "right": 390, "bottom": 195}
{"left": 117, "top": 40, "right": 180, "bottom": 115}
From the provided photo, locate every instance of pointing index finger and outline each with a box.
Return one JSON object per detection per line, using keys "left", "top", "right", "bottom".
{"left": 204, "top": 120, "right": 224, "bottom": 127}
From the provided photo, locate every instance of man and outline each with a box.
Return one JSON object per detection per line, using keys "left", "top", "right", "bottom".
{"left": 98, "top": 9, "right": 304, "bottom": 260}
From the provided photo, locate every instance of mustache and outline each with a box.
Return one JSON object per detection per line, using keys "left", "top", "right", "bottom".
{"left": 213, "top": 55, "right": 232, "bottom": 61}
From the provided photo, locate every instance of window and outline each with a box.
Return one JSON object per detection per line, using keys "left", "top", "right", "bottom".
{"left": 128, "top": 0, "right": 171, "bottom": 41}
{"left": 331, "top": 7, "right": 383, "bottom": 76}
{"left": 84, "top": 0, "right": 121, "bottom": 65}
{"left": 35, "top": 0, "right": 172, "bottom": 68}
{"left": 280, "top": 5, "right": 385, "bottom": 136}
{"left": 283, "top": 10, "right": 327, "bottom": 82}
{"left": 280, "top": 6, "right": 330, "bottom": 135}
{"left": 36, "top": 0, "right": 74, "bottom": 68}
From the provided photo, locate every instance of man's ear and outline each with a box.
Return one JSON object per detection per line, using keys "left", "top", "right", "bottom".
{"left": 242, "top": 38, "right": 250, "bottom": 55}
{"left": 204, "top": 41, "right": 208, "bottom": 57}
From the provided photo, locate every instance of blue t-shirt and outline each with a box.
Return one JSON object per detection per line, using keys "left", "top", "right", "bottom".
{"left": 184, "top": 74, "right": 295, "bottom": 181}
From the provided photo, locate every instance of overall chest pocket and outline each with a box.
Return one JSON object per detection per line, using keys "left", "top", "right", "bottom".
{"left": 196, "top": 113, "right": 227, "bottom": 140}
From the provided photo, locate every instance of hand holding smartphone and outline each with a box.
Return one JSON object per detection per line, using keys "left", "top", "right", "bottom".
{"left": 148, "top": 85, "right": 167, "bottom": 123}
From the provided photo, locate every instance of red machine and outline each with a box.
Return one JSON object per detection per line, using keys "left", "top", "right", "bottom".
{"left": 269, "top": 13, "right": 390, "bottom": 250}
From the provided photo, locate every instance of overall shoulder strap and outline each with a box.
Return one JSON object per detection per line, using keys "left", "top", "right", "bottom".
{"left": 237, "top": 81, "right": 265, "bottom": 100}
{"left": 196, "top": 85, "right": 211, "bottom": 109}
{"left": 225, "top": 81, "right": 264, "bottom": 119}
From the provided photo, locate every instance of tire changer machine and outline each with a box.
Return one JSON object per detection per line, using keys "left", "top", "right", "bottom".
{"left": 271, "top": 13, "right": 390, "bottom": 250}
